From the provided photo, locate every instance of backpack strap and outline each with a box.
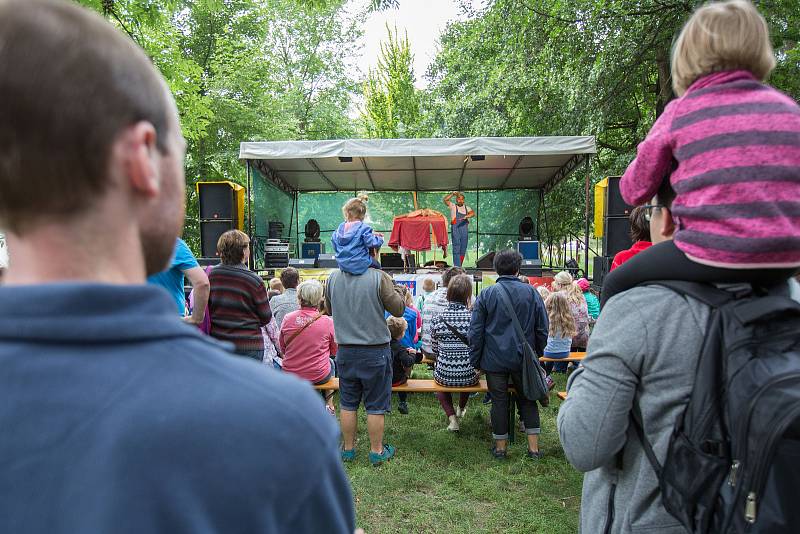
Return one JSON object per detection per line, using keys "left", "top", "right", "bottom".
{"left": 629, "top": 404, "right": 663, "bottom": 478}
{"left": 642, "top": 280, "right": 735, "bottom": 308}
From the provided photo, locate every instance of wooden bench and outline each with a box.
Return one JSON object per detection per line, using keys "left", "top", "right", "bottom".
{"left": 539, "top": 352, "right": 586, "bottom": 363}
{"left": 312, "top": 377, "right": 490, "bottom": 393}
{"left": 557, "top": 391, "right": 567, "bottom": 401}
{"left": 421, "top": 351, "right": 586, "bottom": 366}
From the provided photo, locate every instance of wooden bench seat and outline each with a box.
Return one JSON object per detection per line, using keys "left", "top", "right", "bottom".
{"left": 539, "top": 352, "right": 586, "bottom": 363}
{"left": 421, "top": 351, "right": 586, "bottom": 366}
{"left": 312, "top": 377, "right": 490, "bottom": 393}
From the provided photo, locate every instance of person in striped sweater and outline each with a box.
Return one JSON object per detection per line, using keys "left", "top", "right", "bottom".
{"left": 208, "top": 230, "right": 272, "bottom": 360}
{"left": 602, "top": 0, "right": 800, "bottom": 307}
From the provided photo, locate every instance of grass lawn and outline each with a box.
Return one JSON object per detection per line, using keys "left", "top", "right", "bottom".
{"left": 338, "top": 369, "right": 582, "bottom": 533}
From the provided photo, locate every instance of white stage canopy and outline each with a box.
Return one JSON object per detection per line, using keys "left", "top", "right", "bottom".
{"left": 239, "top": 136, "right": 596, "bottom": 193}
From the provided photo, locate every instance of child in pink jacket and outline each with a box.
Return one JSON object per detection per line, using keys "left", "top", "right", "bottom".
{"left": 602, "top": 0, "right": 800, "bottom": 306}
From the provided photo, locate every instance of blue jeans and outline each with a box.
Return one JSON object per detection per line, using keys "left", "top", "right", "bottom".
{"left": 336, "top": 345, "right": 392, "bottom": 415}
{"left": 543, "top": 351, "right": 570, "bottom": 374}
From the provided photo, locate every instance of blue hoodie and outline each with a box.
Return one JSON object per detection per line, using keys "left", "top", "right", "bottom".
{"left": 331, "top": 220, "right": 384, "bottom": 274}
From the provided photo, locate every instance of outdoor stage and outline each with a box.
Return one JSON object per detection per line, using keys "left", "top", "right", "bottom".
{"left": 238, "top": 136, "right": 597, "bottom": 279}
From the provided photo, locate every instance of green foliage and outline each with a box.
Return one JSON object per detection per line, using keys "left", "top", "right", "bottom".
{"left": 362, "top": 25, "right": 424, "bottom": 138}
{"left": 425, "top": 0, "right": 800, "bottom": 242}
{"left": 75, "top": 0, "right": 361, "bottom": 253}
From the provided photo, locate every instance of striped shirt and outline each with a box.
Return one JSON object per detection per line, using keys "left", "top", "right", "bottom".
{"left": 208, "top": 264, "right": 272, "bottom": 351}
{"left": 431, "top": 302, "right": 478, "bottom": 387}
{"left": 620, "top": 70, "right": 800, "bottom": 268}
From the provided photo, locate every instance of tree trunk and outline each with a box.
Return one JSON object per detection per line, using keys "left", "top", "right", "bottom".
{"left": 655, "top": 49, "right": 674, "bottom": 118}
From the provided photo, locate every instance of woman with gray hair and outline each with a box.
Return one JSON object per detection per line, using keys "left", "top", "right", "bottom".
{"left": 279, "top": 279, "right": 338, "bottom": 414}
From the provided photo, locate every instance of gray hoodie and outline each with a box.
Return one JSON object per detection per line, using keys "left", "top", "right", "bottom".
{"left": 558, "top": 285, "right": 709, "bottom": 533}
{"left": 558, "top": 280, "right": 800, "bottom": 533}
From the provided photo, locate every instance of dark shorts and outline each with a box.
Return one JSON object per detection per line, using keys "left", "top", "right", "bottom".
{"left": 336, "top": 345, "right": 392, "bottom": 415}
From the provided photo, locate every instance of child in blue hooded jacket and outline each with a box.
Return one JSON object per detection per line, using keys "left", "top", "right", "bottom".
{"left": 331, "top": 194, "right": 384, "bottom": 275}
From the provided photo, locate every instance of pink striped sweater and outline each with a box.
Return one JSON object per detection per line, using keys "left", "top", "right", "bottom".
{"left": 620, "top": 70, "right": 800, "bottom": 268}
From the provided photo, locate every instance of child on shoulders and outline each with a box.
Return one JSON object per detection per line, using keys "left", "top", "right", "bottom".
{"left": 331, "top": 195, "right": 384, "bottom": 275}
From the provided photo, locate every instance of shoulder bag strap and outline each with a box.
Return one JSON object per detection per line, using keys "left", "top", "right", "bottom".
{"left": 442, "top": 319, "right": 469, "bottom": 346}
{"left": 284, "top": 313, "right": 323, "bottom": 351}
{"left": 496, "top": 283, "right": 529, "bottom": 350}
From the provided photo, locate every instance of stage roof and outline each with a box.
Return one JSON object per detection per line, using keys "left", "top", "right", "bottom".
{"left": 239, "top": 136, "right": 596, "bottom": 193}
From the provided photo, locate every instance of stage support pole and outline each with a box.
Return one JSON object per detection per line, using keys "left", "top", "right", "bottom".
{"left": 475, "top": 188, "right": 480, "bottom": 266}
{"left": 246, "top": 161, "right": 253, "bottom": 269}
{"left": 583, "top": 157, "right": 591, "bottom": 278}
{"left": 295, "top": 191, "right": 300, "bottom": 259}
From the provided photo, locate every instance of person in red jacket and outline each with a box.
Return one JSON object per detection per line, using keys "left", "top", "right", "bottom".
{"left": 610, "top": 206, "right": 651, "bottom": 271}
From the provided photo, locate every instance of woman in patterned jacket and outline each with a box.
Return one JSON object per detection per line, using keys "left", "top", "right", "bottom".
{"left": 431, "top": 274, "right": 479, "bottom": 432}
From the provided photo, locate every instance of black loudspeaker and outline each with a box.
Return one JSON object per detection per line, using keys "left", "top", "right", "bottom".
{"left": 317, "top": 254, "right": 338, "bottom": 268}
{"left": 605, "top": 176, "right": 634, "bottom": 218}
{"left": 198, "top": 257, "right": 221, "bottom": 267}
{"left": 289, "top": 258, "right": 316, "bottom": 269}
{"left": 520, "top": 259, "right": 542, "bottom": 277}
{"left": 603, "top": 216, "right": 632, "bottom": 258}
{"left": 476, "top": 251, "right": 496, "bottom": 270}
{"left": 198, "top": 183, "right": 236, "bottom": 221}
{"left": 380, "top": 252, "right": 404, "bottom": 269}
{"left": 200, "top": 220, "right": 234, "bottom": 258}
{"left": 593, "top": 256, "right": 611, "bottom": 287}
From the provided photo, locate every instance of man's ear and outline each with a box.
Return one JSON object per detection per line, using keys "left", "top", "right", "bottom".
{"left": 660, "top": 208, "right": 676, "bottom": 239}
{"left": 119, "top": 121, "right": 160, "bottom": 198}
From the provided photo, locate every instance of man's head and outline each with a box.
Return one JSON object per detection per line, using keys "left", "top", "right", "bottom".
{"left": 648, "top": 180, "right": 677, "bottom": 245}
{"left": 455, "top": 192, "right": 465, "bottom": 206}
{"left": 386, "top": 316, "right": 408, "bottom": 341}
{"left": 217, "top": 230, "right": 250, "bottom": 265}
{"left": 493, "top": 249, "right": 522, "bottom": 276}
{"left": 0, "top": 0, "right": 186, "bottom": 276}
{"left": 442, "top": 266, "right": 466, "bottom": 287}
{"left": 280, "top": 267, "right": 299, "bottom": 290}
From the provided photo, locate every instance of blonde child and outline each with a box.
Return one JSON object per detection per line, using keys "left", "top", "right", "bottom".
{"left": 543, "top": 292, "right": 577, "bottom": 375}
{"left": 604, "top": 0, "right": 800, "bottom": 305}
{"left": 331, "top": 194, "right": 384, "bottom": 275}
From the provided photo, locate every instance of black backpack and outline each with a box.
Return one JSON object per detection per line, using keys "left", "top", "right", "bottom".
{"left": 631, "top": 280, "right": 800, "bottom": 533}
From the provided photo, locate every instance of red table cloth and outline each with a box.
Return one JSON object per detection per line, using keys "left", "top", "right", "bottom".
{"left": 388, "top": 212, "right": 449, "bottom": 254}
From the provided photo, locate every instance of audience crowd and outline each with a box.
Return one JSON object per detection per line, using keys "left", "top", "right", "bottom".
{"left": 3, "top": 1, "right": 799, "bottom": 533}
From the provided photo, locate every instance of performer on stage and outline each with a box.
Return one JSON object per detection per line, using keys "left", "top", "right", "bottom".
{"left": 443, "top": 191, "right": 475, "bottom": 267}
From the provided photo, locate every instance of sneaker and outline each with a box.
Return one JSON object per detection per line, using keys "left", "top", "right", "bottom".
{"left": 490, "top": 446, "right": 507, "bottom": 460}
{"left": 369, "top": 444, "right": 396, "bottom": 466}
{"left": 526, "top": 450, "right": 544, "bottom": 460}
{"left": 456, "top": 406, "right": 468, "bottom": 418}
{"left": 398, "top": 401, "right": 409, "bottom": 414}
{"left": 447, "top": 415, "right": 460, "bottom": 432}
{"left": 341, "top": 448, "right": 356, "bottom": 462}
{"left": 545, "top": 374, "right": 555, "bottom": 391}
{"left": 482, "top": 393, "right": 492, "bottom": 405}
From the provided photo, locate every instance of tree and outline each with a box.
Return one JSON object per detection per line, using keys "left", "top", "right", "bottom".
{"left": 75, "top": 0, "right": 362, "bottom": 252}
{"left": 361, "top": 25, "right": 423, "bottom": 138}
{"left": 424, "top": 0, "right": 800, "bottom": 244}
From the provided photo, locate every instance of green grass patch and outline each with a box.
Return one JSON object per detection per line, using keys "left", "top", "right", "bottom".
{"left": 338, "top": 370, "right": 582, "bottom": 533}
